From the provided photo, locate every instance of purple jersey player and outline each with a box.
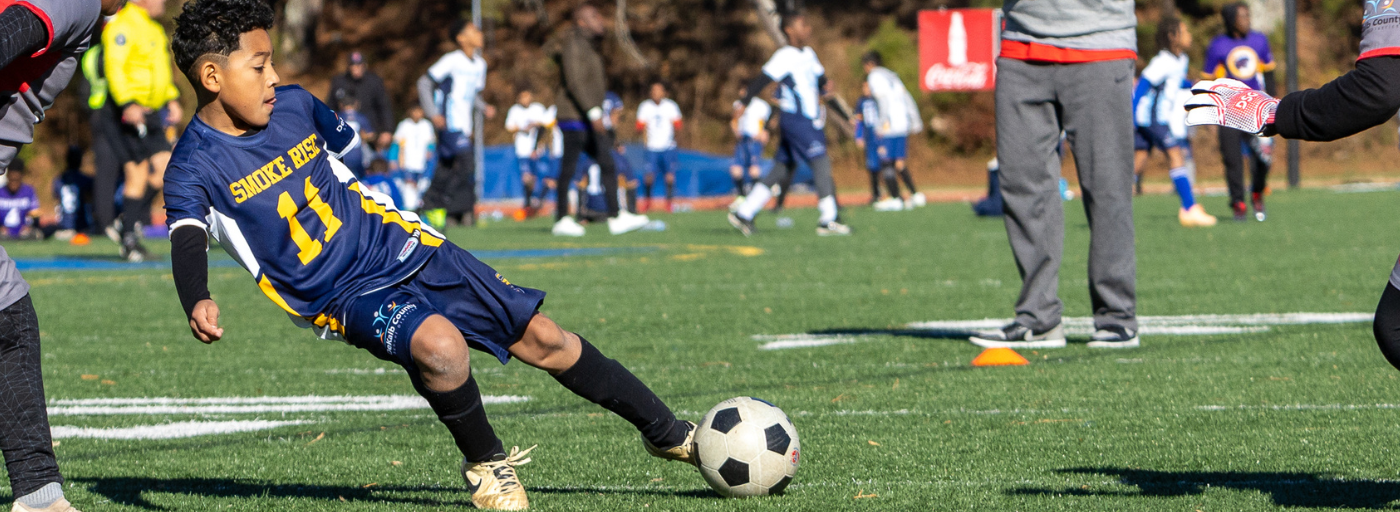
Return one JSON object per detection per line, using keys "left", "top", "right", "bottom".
{"left": 1203, "top": 2, "right": 1277, "bottom": 221}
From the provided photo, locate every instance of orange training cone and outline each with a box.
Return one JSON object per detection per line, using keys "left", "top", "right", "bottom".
{"left": 971, "top": 347, "right": 1029, "bottom": 367}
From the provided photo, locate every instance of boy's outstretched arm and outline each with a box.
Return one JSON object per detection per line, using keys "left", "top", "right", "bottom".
{"left": 171, "top": 225, "right": 222, "bottom": 343}
{"left": 1186, "top": 57, "right": 1400, "bottom": 141}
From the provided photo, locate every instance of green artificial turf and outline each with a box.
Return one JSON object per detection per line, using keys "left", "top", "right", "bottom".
{"left": 7, "top": 188, "right": 1400, "bottom": 510}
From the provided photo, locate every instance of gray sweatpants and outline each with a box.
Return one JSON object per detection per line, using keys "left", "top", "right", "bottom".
{"left": 994, "top": 57, "right": 1137, "bottom": 332}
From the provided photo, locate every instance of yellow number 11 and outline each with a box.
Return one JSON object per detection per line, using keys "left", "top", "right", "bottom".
{"left": 277, "top": 177, "right": 342, "bottom": 264}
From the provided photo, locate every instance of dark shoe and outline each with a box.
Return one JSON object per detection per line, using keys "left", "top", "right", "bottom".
{"left": 969, "top": 323, "right": 1066, "bottom": 348}
{"left": 1087, "top": 326, "right": 1140, "bottom": 348}
{"left": 1251, "top": 192, "right": 1266, "bottom": 222}
{"left": 1231, "top": 201, "right": 1247, "bottom": 222}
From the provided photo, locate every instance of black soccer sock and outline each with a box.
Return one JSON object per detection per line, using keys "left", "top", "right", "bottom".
{"left": 0, "top": 296, "right": 62, "bottom": 497}
{"left": 733, "top": 176, "right": 746, "bottom": 196}
{"left": 625, "top": 187, "right": 638, "bottom": 213}
{"left": 898, "top": 167, "right": 918, "bottom": 194}
{"left": 553, "top": 337, "right": 685, "bottom": 449}
{"left": 1374, "top": 282, "right": 1400, "bottom": 371}
{"left": 742, "top": 180, "right": 753, "bottom": 196}
{"left": 411, "top": 372, "right": 505, "bottom": 463}
{"left": 522, "top": 183, "right": 533, "bottom": 208}
{"left": 641, "top": 178, "right": 653, "bottom": 200}
{"left": 882, "top": 167, "right": 902, "bottom": 200}
{"left": 120, "top": 196, "right": 142, "bottom": 236}
{"left": 868, "top": 172, "right": 881, "bottom": 201}
{"left": 139, "top": 187, "right": 158, "bottom": 226}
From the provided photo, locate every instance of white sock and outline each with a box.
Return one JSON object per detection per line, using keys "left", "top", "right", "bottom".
{"left": 18, "top": 482, "right": 63, "bottom": 509}
{"left": 818, "top": 196, "right": 838, "bottom": 224}
{"left": 738, "top": 183, "right": 772, "bottom": 220}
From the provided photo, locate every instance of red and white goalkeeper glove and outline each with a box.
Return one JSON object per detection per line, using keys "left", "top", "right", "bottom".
{"left": 1184, "top": 78, "right": 1279, "bottom": 134}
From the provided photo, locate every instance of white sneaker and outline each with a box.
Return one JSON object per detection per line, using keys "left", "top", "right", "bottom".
{"left": 552, "top": 217, "right": 586, "bottom": 237}
{"left": 729, "top": 196, "right": 746, "bottom": 213}
{"left": 873, "top": 198, "right": 904, "bottom": 212}
{"left": 816, "top": 221, "right": 851, "bottom": 236}
{"left": 608, "top": 210, "right": 650, "bottom": 235}
{"left": 911, "top": 192, "right": 927, "bottom": 207}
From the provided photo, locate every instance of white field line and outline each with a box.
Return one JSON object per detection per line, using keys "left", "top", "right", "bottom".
{"left": 758, "top": 312, "right": 1370, "bottom": 350}
{"left": 324, "top": 368, "right": 406, "bottom": 375}
{"left": 51, "top": 420, "right": 308, "bottom": 440}
{"left": 48, "top": 394, "right": 529, "bottom": 416}
{"left": 1199, "top": 403, "right": 1400, "bottom": 412}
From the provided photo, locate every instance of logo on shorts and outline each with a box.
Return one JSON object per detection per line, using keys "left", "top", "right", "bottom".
{"left": 398, "top": 230, "right": 421, "bottom": 262}
{"left": 495, "top": 273, "right": 511, "bottom": 286}
{"left": 372, "top": 301, "right": 419, "bottom": 356}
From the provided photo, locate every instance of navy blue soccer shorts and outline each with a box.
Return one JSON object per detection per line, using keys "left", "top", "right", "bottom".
{"left": 732, "top": 137, "right": 764, "bottom": 168}
{"left": 1134, "top": 124, "right": 1180, "bottom": 154}
{"left": 863, "top": 135, "right": 884, "bottom": 172}
{"left": 340, "top": 242, "right": 546, "bottom": 368}
{"left": 774, "top": 112, "right": 828, "bottom": 166}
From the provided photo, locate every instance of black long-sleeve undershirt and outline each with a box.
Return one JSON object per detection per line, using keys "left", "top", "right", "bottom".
{"left": 0, "top": 5, "right": 48, "bottom": 72}
{"left": 170, "top": 225, "right": 211, "bottom": 318}
{"left": 1273, "top": 56, "right": 1400, "bottom": 142}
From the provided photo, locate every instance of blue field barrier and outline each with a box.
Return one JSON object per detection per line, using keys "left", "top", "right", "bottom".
{"left": 479, "top": 144, "right": 812, "bottom": 200}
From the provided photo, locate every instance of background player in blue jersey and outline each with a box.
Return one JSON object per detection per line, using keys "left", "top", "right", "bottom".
{"left": 0, "top": 0, "right": 126, "bottom": 510}
{"left": 164, "top": 2, "right": 698, "bottom": 509}
{"left": 1134, "top": 15, "right": 1216, "bottom": 227}
{"left": 1204, "top": 2, "right": 1276, "bottom": 221}
{"left": 729, "top": 12, "right": 851, "bottom": 236}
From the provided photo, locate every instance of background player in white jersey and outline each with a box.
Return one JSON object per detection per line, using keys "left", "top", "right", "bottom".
{"left": 1135, "top": 15, "right": 1216, "bottom": 227}
{"left": 729, "top": 84, "right": 771, "bottom": 211}
{"left": 636, "top": 80, "right": 683, "bottom": 212}
{"left": 392, "top": 104, "right": 435, "bottom": 211}
{"left": 729, "top": 12, "right": 850, "bottom": 236}
{"left": 504, "top": 82, "right": 552, "bottom": 216}
{"left": 861, "top": 51, "right": 926, "bottom": 209}
{"left": 417, "top": 20, "right": 494, "bottom": 230}
{"left": 854, "top": 82, "right": 903, "bottom": 211}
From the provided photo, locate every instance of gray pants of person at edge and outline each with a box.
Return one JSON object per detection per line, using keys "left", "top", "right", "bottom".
{"left": 993, "top": 57, "right": 1138, "bottom": 339}
{"left": 730, "top": 155, "right": 840, "bottom": 232}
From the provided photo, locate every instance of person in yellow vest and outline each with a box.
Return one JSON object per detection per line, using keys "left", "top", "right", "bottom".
{"left": 102, "top": 0, "right": 181, "bottom": 261}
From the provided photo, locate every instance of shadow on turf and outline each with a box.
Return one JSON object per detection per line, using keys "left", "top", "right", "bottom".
{"left": 68, "top": 476, "right": 476, "bottom": 510}
{"left": 807, "top": 327, "right": 978, "bottom": 339}
{"left": 1011, "top": 467, "right": 1400, "bottom": 509}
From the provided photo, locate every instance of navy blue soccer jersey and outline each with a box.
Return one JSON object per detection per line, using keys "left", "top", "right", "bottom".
{"left": 164, "top": 86, "right": 445, "bottom": 334}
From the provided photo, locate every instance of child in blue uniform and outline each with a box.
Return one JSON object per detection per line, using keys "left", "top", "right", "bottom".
{"left": 163, "top": 2, "right": 697, "bottom": 509}
{"left": 853, "top": 83, "right": 900, "bottom": 210}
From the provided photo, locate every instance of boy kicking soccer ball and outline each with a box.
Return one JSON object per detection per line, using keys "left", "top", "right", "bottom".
{"left": 164, "top": 1, "right": 696, "bottom": 509}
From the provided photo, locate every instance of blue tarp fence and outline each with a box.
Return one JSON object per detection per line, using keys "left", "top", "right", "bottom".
{"left": 478, "top": 143, "right": 813, "bottom": 200}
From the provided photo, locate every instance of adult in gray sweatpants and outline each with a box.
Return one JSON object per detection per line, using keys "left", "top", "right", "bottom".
{"left": 970, "top": 0, "right": 1139, "bottom": 349}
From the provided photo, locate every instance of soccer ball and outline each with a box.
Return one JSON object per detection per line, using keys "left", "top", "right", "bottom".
{"left": 694, "top": 397, "right": 800, "bottom": 497}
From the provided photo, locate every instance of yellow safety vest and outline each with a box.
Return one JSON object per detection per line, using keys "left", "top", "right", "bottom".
{"left": 102, "top": 4, "right": 179, "bottom": 109}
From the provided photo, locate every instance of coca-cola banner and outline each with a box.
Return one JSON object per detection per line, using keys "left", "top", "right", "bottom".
{"left": 918, "top": 9, "right": 1000, "bottom": 92}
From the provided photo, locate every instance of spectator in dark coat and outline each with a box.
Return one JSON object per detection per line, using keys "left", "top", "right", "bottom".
{"left": 328, "top": 51, "right": 394, "bottom": 149}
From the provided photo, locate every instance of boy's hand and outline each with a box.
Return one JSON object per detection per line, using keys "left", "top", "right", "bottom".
{"left": 1184, "top": 78, "right": 1279, "bottom": 134}
{"left": 431, "top": 115, "right": 447, "bottom": 130}
{"left": 189, "top": 299, "right": 223, "bottom": 344}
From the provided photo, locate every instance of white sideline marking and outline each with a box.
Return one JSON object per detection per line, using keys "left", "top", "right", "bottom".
{"left": 1199, "top": 403, "right": 1400, "bottom": 412}
{"left": 1333, "top": 182, "right": 1398, "bottom": 193}
{"left": 51, "top": 420, "right": 308, "bottom": 440}
{"left": 757, "top": 312, "right": 1371, "bottom": 350}
{"left": 48, "top": 394, "right": 529, "bottom": 416}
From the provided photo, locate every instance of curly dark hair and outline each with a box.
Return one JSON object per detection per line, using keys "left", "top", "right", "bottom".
{"left": 171, "top": 0, "right": 276, "bottom": 82}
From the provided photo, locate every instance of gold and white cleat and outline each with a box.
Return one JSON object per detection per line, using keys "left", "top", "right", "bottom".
{"left": 1179, "top": 204, "right": 1218, "bottom": 227}
{"left": 643, "top": 421, "right": 698, "bottom": 466}
{"left": 461, "top": 445, "right": 535, "bottom": 510}
{"left": 12, "top": 499, "right": 80, "bottom": 512}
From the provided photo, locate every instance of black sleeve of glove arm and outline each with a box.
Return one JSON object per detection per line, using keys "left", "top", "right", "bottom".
{"left": 1273, "top": 57, "right": 1400, "bottom": 141}
{"left": 0, "top": 5, "right": 49, "bottom": 71}
{"left": 171, "top": 225, "right": 211, "bottom": 318}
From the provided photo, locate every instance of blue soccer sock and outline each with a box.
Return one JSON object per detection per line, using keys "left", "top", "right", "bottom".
{"left": 1170, "top": 166, "right": 1195, "bottom": 209}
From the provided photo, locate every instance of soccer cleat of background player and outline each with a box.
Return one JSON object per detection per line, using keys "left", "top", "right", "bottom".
{"left": 163, "top": 2, "right": 699, "bottom": 509}
{"left": 1184, "top": 0, "right": 1400, "bottom": 369}
{"left": 1133, "top": 15, "right": 1216, "bottom": 228}
{"left": 730, "top": 12, "right": 850, "bottom": 236}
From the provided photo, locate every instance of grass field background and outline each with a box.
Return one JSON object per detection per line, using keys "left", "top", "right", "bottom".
{"left": 5, "top": 189, "right": 1400, "bottom": 510}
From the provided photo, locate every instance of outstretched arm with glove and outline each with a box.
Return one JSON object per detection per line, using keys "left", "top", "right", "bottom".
{"left": 1186, "top": 57, "right": 1400, "bottom": 141}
